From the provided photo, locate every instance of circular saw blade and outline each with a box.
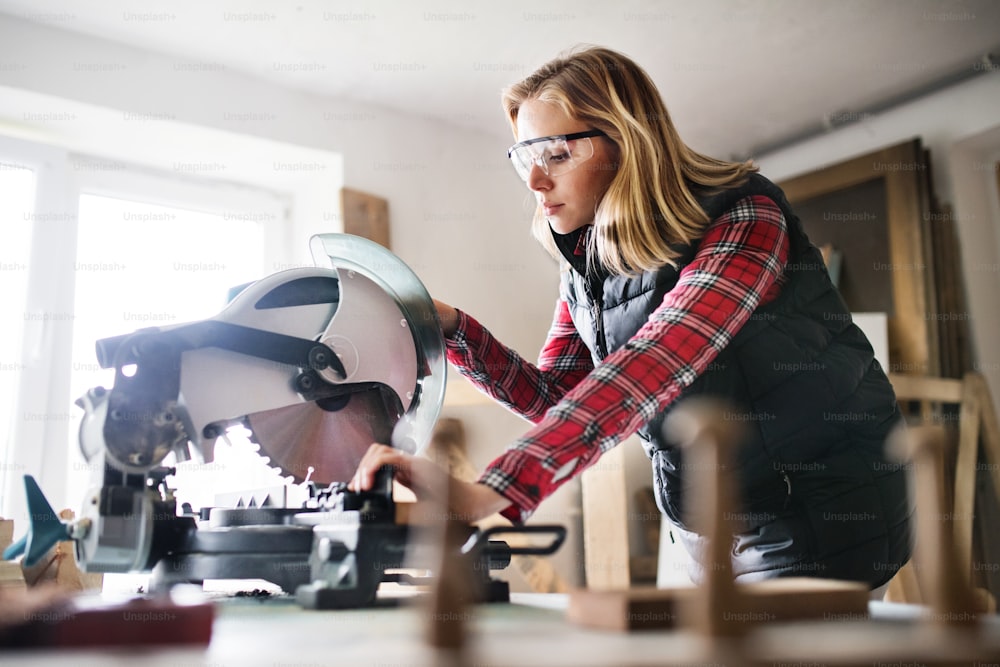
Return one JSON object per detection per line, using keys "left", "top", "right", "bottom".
{"left": 310, "top": 234, "right": 446, "bottom": 456}
{"left": 246, "top": 387, "right": 400, "bottom": 485}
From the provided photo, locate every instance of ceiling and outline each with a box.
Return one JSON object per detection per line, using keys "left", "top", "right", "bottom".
{"left": 1, "top": 0, "right": 998, "bottom": 158}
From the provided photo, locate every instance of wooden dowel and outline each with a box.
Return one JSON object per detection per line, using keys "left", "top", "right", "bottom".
{"left": 665, "top": 398, "right": 747, "bottom": 637}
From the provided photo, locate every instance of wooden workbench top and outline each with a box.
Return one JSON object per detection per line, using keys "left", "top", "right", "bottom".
{"left": 1, "top": 593, "right": 999, "bottom": 667}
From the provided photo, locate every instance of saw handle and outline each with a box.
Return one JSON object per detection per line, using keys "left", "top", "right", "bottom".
{"left": 472, "top": 524, "right": 568, "bottom": 557}
{"left": 341, "top": 465, "right": 395, "bottom": 518}
{"left": 371, "top": 464, "right": 395, "bottom": 499}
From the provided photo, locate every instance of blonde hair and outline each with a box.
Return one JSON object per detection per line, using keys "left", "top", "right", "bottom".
{"left": 502, "top": 46, "right": 758, "bottom": 276}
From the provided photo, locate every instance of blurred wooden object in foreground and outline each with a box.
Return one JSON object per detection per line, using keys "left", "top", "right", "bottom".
{"left": 885, "top": 371, "right": 1000, "bottom": 610}
{"left": 16, "top": 509, "right": 103, "bottom": 593}
{"left": 0, "top": 517, "right": 26, "bottom": 592}
{"left": 425, "top": 417, "right": 569, "bottom": 594}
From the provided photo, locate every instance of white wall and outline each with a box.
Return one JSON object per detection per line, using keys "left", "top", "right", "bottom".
{"left": 0, "top": 14, "right": 561, "bottom": 374}
{"left": 0, "top": 15, "right": 585, "bottom": 585}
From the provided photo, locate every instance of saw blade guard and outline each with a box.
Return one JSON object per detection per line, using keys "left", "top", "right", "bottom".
{"left": 309, "top": 233, "right": 446, "bottom": 457}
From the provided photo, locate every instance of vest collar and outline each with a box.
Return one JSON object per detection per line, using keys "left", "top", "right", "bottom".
{"left": 550, "top": 223, "right": 609, "bottom": 282}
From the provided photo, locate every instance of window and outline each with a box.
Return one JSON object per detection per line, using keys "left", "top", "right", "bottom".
{"left": 67, "top": 189, "right": 286, "bottom": 511}
{"left": 0, "top": 148, "right": 291, "bottom": 522}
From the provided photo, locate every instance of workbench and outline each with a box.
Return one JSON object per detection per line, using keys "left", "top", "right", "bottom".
{"left": 3, "top": 592, "right": 999, "bottom": 667}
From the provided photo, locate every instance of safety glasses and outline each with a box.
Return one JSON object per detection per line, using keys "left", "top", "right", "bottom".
{"left": 507, "top": 129, "right": 607, "bottom": 182}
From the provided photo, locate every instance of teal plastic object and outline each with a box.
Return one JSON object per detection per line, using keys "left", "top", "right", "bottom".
{"left": 2, "top": 475, "right": 72, "bottom": 567}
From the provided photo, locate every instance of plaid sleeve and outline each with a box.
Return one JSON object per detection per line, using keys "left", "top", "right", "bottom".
{"left": 478, "top": 195, "right": 790, "bottom": 523}
{"left": 445, "top": 297, "right": 594, "bottom": 423}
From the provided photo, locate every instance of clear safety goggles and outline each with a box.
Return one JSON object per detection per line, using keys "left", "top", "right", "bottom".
{"left": 507, "top": 129, "right": 607, "bottom": 182}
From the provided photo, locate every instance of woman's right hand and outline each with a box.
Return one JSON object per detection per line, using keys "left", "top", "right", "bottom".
{"left": 349, "top": 443, "right": 448, "bottom": 500}
{"left": 348, "top": 443, "right": 511, "bottom": 522}
{"left": 433, "top": 299, "right": 459, "bottom": 338}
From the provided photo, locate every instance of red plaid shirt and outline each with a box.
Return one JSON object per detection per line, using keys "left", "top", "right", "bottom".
{"left": 446, "top": 195, "right": 789, "bottom": 524}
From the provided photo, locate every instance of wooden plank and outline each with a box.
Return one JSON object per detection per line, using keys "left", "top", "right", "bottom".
{"left": 567, "top": 578, "right": 868, "bottom": 632}
{"left": 778, "top": 150, "right": 883, "bottom": 202}
{"left": 780, "top": 139, "right": 938, "bottom": 376}
{"left": 953, "top": 373, "right": 982, "bottom": 571}
{"left": 567, "top": 586, "right": 686, "bottom": 631}
{"left": 0, "top": 518, "right": 26, "bottom": 591}
{"left": 0, "top": 518, "right": 12, "bottom": 552}
{"left": 932, "top": 202, "right": 965, "bottom": 377}
{"left": 888, "top": 373, "right": 963, "bottom": 403}
{"left": 631, "top": 487, "right": 660, "bottom": 584}
{"left": 882, "top": 141, "right": 936, "bottom": 375}
{"left": 973, "top": 373, "right": 1000, "bottom": 465}
{"left": 884, "top": 561, "right": 922, "bottom": 604}
{"left": 671, "top": 402, "right": 743, "bottom": 637}
{"left": 340, "top": 187, "right": 390, "bottom": 249}
{"left": 580, "top": 445, "right": 631, "bottom": 589}
{"left": 629, "top": 555, "right": 658, "bottom": 583}
{"left": 927, "top": 203, "right": 949, "bottom": 376}
{"left": 898, "top": 427, "right": 979, "bottom": 624}
{"left": 971, "top": 373, "right": 1000, "bottom": 521}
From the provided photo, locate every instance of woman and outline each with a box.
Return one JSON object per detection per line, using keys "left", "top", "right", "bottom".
{"left": 351, "top": 46, "right": 912, "bottom": 587}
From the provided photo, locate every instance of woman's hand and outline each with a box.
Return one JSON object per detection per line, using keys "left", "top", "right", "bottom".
{"left": 349, "top": 443, "right": 446, "bottom": 499}
{"left": 348, "top": 443, "right": 511, "bottom": 522}
{"left": 433, "top": 299, "right": 460, "bottom": 338}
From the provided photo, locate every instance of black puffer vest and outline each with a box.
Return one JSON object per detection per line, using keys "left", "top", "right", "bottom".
{"left": 557, "top": 174, "right": 912, "bottom": 586}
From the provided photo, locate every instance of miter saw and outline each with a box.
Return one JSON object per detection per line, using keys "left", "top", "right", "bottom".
{"left": 4, "top": 234, "right": 565, "bottom": 609}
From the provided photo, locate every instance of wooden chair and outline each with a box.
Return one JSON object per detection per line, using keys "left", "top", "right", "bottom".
{"left": 885, "top": 372, "right": 1000, "bottom": 606}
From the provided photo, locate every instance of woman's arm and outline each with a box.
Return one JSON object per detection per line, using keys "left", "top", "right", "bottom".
{"left": 434, "top": 299, "right": 461, "bottom": 338}
{"left": 479, "top": 195, "right": 790, "bottom": 524}
{"left": 442, "top": 296, "right": 594, "bottom": 423}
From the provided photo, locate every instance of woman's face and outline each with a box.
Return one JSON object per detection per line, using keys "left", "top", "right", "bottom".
{"left": 515, "top": 99, "right": 618, "bottom": 235}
